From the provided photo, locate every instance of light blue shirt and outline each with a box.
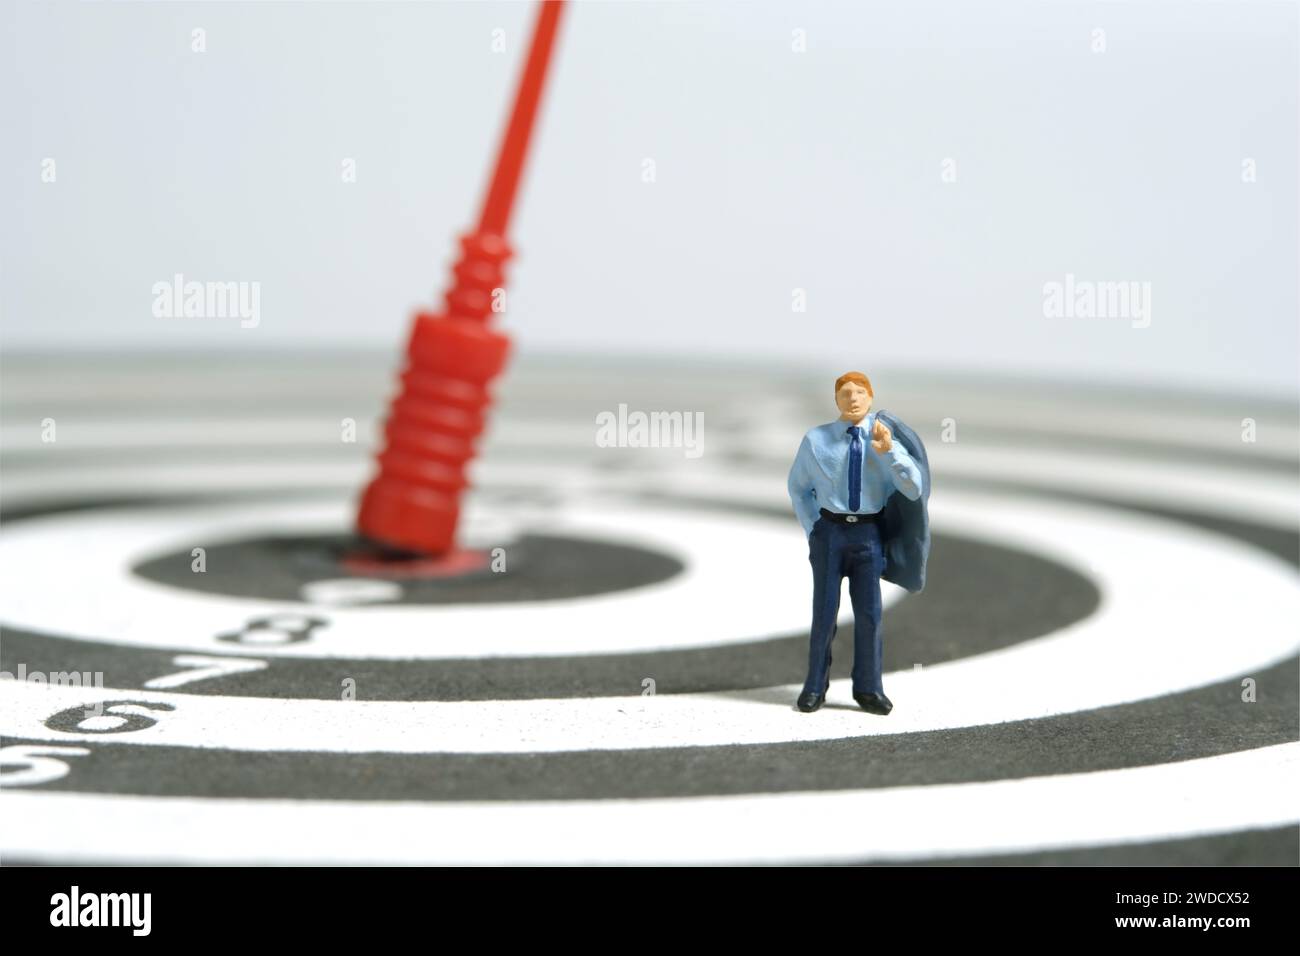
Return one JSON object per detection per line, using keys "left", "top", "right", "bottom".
{"left": 787, "top": 412, "right": 924, "bottom": 538}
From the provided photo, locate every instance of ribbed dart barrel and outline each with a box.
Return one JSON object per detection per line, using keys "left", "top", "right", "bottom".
{"left": 357, "top": 233, "right": 511, "bottom": 554}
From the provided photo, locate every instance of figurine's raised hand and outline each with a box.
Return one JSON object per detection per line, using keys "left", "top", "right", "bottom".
{"left": 871, "top": 419, "right": 892, "bottom": 453}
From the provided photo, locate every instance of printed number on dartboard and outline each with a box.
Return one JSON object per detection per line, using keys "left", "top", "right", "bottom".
{"left": 216, "top": 612, "right": 329, "bottom": 646}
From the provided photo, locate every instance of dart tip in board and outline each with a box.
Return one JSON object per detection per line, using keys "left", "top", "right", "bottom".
{"left": 340, "top": 543, "right": 495, "bottom": 580}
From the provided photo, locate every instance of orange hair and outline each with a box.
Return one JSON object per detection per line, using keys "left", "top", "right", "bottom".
{"left": 834, "top": 371, "right": 873, "bottom": 395}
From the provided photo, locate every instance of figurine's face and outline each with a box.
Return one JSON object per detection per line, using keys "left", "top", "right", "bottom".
{"left": 836, "top": 381, "right": 872, "bottom": 421}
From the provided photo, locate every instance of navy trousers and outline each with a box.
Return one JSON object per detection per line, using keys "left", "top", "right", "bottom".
{"left": 803, "top": 513, "right": 886, "bottom": 698}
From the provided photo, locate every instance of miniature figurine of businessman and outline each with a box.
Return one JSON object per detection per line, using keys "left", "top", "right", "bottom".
{"left": 787, "top": 372, "right": 931, "bottom": 714}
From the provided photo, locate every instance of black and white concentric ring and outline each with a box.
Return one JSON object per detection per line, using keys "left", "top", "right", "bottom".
{"left": 1, "top": 357, "right": 1296, "bottom": 864}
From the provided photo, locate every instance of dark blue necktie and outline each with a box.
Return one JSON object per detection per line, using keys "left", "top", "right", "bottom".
{"left": 847, "top": 425, "right": 863, "bottom": 512}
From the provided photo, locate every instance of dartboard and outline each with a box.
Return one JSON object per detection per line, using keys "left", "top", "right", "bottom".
{"left": 1, "top": 353, "right": 1296, "bottom": 864}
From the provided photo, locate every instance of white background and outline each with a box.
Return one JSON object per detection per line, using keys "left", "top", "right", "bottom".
{"left": 3, "top": 0, "right": 1296, "bottom": 397}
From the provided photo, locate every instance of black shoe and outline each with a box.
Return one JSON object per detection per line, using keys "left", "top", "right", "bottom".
{"left": 796, "top": 690, "right": 825, "bottom": 713}
{"left": 854, "top": 691, "right": 893, "bottom": 715}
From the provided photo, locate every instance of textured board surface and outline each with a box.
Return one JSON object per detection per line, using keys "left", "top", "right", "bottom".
{"left": 1, "top": 353, "right": 1297, "bottom": 865}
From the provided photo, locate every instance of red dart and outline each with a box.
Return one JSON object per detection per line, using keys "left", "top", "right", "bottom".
{"left": 357, "top": 0, "right": 566, "bottom": 554}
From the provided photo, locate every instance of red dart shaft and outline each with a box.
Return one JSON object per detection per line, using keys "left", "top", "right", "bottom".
{"left": 357, "top": 1, "right": 566, "bottom": 554}
{"left": 479, "top": 0, "right": 564, "bottom": 237}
